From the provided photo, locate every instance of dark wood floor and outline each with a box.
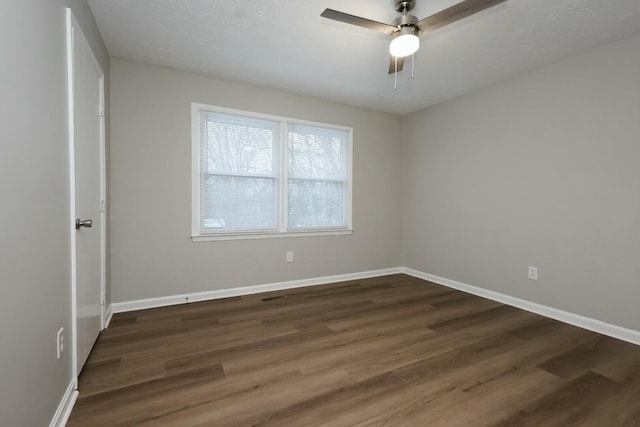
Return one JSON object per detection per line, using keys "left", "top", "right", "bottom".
{"left": 68, "top": 274, "right": 640, "bottom": 426}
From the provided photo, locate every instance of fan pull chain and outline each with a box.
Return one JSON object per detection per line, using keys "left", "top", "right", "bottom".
{"left": 394, "top": 56, "right": 398, "bottom": 90}
{"left": 411, "top": 53, "right": 414, "bottom": 79}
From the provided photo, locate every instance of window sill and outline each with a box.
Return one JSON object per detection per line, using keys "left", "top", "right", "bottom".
{"left": 191, "top": 229, "right": 353, "bottom": 242}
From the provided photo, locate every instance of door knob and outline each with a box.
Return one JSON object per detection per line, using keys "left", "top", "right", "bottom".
{"left": 75, "top": 218, "right": 93, "bottom": 230}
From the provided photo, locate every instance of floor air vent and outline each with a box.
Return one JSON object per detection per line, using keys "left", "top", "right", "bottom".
{"left": 262, "top": 295, "right": 287, "bottom": 302}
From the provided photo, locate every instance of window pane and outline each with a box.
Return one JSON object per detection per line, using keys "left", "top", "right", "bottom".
{"left": 287, "top": 124, "right": 349, "bottom": 229}
{"left": 202, "top": 175, "right": 277, "bottom": 231}
{"left": 288, "top": 124, "right": 346, "bottom": 180}
{"left": 203, "top": 111, "right": 279, "bottom": 175}
{"left": 288, "top": 179, "right": 344, "bottom": 228}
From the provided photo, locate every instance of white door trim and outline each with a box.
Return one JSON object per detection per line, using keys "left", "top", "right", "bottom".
{"left": 66, "top": 8, "right": 107, "bottom": 383}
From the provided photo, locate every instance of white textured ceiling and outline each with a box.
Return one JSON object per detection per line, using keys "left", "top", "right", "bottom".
{"left": 88, "top": 0, "right": 640, "bottom": 115}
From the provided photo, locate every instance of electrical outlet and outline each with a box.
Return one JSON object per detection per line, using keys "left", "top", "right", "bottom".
{"left": 286, "top": 251, "right": 294, "bottom": 263}
{"left": 56, "top": 327, "right": 64, "bottom": 359}
{"left": 528, "top": 266, "right": 538, "bottom": 281}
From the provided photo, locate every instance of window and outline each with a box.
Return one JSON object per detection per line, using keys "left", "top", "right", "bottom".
{"left": 191, "top": 103, "right": 352, "bottom": 241}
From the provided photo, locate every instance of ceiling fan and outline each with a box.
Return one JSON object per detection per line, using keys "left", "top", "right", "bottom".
{"left": 321, "top": 0, "right": 506, "bottom": 75}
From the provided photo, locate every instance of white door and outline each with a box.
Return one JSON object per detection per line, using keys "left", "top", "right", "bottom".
{"left": 67, "top": 10, "right": 105, "bottom": 373}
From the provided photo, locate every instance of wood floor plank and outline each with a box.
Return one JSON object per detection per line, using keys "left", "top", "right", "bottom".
{"left": 141, "top": 369, "right": 356, "bottom": 426}
{"left": 68, "top": 274, "right": 640, "bottom": 426}
{"left": 344, "top": 329, "right": 475, "bottom": 382}
{"left": 496, "top": 371, "right": 623, "bottom": 426}
{"left": 577, "top": 379, "right": 640, "bottom": 427}
{"left": 68, "top": 364, "right": 225, "bottom": 426}
{"left": 251, "top": 372, "right": 408, "bottom": 427}
{"left": 538, "top": 334, "right": 640, "bottom": 382}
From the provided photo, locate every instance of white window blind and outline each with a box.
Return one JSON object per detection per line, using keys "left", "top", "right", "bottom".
{"left": 192, "top": 103, "right": 352, "bottom": 240}
{"left": 199, "top": 111, "right": 280, "bottom": 232}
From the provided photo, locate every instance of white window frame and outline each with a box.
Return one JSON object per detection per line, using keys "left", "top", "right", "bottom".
{"left": 191, "top": 103, "right": 353, "bottom": 242}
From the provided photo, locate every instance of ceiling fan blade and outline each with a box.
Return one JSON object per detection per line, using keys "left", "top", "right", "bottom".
{"left": 417, "top": 0, "right": 506, "bottom": 33}
{"left": 321, "top": 9, "right": 397, "bottom": 35}
{"left": 388, "top": 56, "right": 405, "bottom": 74}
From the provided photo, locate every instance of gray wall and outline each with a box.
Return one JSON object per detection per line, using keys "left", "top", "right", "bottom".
{"left": 0, "top": 1, "right": 108, "bottom": 426}
{"left": 402, "top": 34, "right": 640, "bottom": 331}
{"left": 110, "top": 58, "right": 403, "bottom": 303}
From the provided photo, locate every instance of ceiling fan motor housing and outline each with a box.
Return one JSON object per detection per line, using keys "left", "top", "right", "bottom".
{"left": 392, "top": 14, "right": 419, "bottom": 29}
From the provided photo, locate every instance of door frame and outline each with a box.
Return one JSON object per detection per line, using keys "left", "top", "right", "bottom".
{"left": 66, "top": 8, "right": 107, "bottom": 383}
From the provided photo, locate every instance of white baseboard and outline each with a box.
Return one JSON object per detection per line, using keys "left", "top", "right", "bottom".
{"left": 49, "top": 379, "right": 78, "bottom": 427}
{"left": 111, "top": 267, "right": 403, "bottom": 314}
{"left": 104, "top": 304, "right": 113, "bottom": 328}
{"left": 402, "top": 267, "right": 640, "bottom": 346}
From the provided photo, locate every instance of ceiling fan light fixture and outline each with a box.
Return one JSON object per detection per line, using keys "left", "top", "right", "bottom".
{"left": 389, "top": 26, "right": 419, "bottom": 57}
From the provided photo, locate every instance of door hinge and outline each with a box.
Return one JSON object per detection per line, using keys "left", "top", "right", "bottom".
{"left": 101, "top": 293, "right": 106, "bottom": 306}
{"left": 98, "top": 104, "right": 105, "bottom": 118}
{"left": 100, "top": 199, "right": 106, "bottom": 213}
